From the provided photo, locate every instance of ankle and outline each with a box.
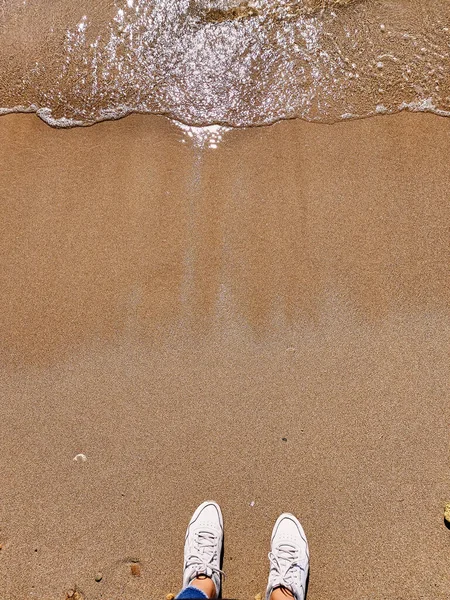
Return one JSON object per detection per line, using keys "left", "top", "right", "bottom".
{"left": 190, "top": 575, "right": 216, "bottom": 599}
{"left": 270, "top": 586, "right": 295, "bottom": 600}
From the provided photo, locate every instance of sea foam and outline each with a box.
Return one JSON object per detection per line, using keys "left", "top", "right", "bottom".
{"left": 0, "top": 0, "right": 449, "bottom": 128}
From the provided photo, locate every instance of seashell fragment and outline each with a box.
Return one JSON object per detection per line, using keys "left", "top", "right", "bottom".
{"left": 73, "top": 454, "right": 87, "bottom": 462}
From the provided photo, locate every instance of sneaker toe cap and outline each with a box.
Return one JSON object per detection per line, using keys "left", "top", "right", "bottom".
{"left": 272, "top": 514, "right": 308, "bottom": 552}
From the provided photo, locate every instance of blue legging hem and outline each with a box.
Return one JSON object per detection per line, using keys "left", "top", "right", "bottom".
{"left": 176, "top": 585, "right": 209, "bottom": 599}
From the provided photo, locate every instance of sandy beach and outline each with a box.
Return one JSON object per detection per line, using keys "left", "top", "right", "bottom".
{"left": 0, "top": 112, "right": 449, "bottom": 600}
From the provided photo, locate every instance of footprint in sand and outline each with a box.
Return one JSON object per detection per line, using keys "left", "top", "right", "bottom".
{"left": 92, "top": 556, "right": 144, "bottom": 591}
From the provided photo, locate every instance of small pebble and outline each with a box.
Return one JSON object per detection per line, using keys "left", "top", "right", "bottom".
{"left": 255, "top": 594, "right": 263, "bottom": 600}
{"left": 282, "top": 437, "right": 287, "bottom": 442}
{"left": 95, "top": 573, "right": 103, "bottom": 582}
{"left": 444, "top": 502, "right": 450, "bottom": 524}
{"left": 166, "top": 594, "right": 175, "bottom": 600}
{"left": 380, "top": 24, "right": 385, "bottom": 32}
{"left": 131, "top": 563, "right": 141, "bottom": 577}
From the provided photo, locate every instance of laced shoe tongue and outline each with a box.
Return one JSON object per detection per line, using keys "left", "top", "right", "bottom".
{"left": 191, "top": 531, "right": 217, "bottom": 578}
{"left": 274, "top": 544, "right": 298, "bottom": 590}
{"left": 196, "top": 531, "right": 214, "bottom": 555}
{"left": 278, "top": 543, "right": 297, "bottom": 563}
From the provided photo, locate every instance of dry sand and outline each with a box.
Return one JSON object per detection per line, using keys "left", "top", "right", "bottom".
{"left": 0, "top": 112, "right": 449, "bottom": 600}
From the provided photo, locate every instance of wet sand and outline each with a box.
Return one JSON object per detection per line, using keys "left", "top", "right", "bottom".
{"left": 0, "top": 112, "right": 449, "bottom": 600}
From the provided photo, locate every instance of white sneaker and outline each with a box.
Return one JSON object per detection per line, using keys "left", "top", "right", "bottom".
{"left": 182, "top": 501, "right": 225, "bottom": 598}
{"left": 265, "top": 513, "right": 309, "bottom": 600}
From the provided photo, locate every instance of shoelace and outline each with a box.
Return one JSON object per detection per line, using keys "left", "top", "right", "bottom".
{"left": 268, "top": 544, "right": 304, "bottom": 595}
{"left": 186, "top": 531, "right": 226, "bottom": 581}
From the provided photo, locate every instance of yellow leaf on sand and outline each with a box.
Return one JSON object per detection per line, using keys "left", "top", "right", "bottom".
{"left": 444, "top": 502, "right": 450, "bottom": 524}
